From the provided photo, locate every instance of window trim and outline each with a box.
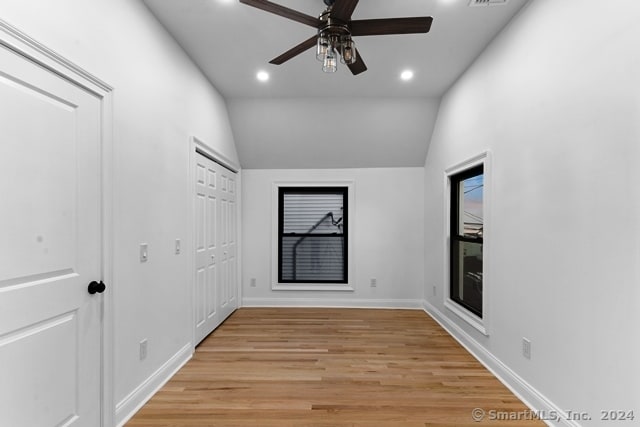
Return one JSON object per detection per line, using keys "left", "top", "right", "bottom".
{"left": 444, "top": 152, "right": 491, "bottom": 335}
{"left": 271, "top": 180, "right": 355, "bottom": 291}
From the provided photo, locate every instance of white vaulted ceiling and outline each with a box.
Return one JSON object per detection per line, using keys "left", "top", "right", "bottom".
{"left": 143, "top": 0, "right": 530, "bottom": 168}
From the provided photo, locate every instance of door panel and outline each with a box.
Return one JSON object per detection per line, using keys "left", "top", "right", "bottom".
{"left": 220, "top": 198, "right": 228, "bottom": 309}
{"left": 0, "top": 44, "right": 102, "bottom": 426}
{"left": 195, "top": 267, "right": 206, "bottom": 328}
{"left": 206, "top": 192, "right": 217, "bottom": 321}
{"left": 0, "top": 312, "right": 79, "bottom": 426}
{"left": 218, "top": 170, "right": 236, "bottom": 321}
{"left": 227, "top": 177, "right": 237, "bottom": 308}
{"left": 194, "top": 154, "right": 237, "bottom": 344}
{"left": 195, "top": 187, "right": 207, "bottom": 329}
{"left": 194, "top": 156, "right": 218, "bottom": 343}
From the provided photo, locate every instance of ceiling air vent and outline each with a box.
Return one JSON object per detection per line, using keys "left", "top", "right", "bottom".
{"left": 469, "top": 0, "right": 509, "bottom": 6}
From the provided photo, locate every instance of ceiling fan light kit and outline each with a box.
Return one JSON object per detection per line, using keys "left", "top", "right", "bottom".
{"left": 239, "top": 0, "right": 433, "bottom": 75}
{"left": 315, "top": 8, "right": 357, "bottom": 72}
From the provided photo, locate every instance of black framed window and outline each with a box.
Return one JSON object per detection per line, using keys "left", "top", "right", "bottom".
{"left": 278, "top": 187, "right": 347, "bottom": 283}
{"left": 450, "top": 165, "right": 484, "bottom": 317}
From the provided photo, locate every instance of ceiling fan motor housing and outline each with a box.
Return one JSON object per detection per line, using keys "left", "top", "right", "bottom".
{"left": 318, "top": 10, "right": 350, "bottom": 38}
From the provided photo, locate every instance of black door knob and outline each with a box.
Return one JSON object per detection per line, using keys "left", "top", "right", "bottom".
{"left": 88, "top": 280, "right": 106, "bottom": 295}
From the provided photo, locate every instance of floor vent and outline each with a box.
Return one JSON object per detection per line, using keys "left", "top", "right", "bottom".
{"left": 469, "top": 0, "right": 509, "bottom": 6}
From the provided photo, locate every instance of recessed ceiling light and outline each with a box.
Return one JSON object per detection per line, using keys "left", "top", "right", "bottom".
{"left": 400, "top": 70, "right": 414, "bottom": 81}
{"left": 256, "top": 71, "right": 269, "bottom": 82}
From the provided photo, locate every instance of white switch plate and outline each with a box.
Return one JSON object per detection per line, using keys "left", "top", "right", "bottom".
{"left": 175, "top": 239, "right": 181, "bottom": 255}
{"left": 140, "top": 339, "right": 148, "bottom": 360}
{"left": 140, "top": 243, "right": 148, "bottom": 262}
{"left": 250, "top": 278, "right": 256, "bottom": 287}
{"left": 522, "top": 337, "right": 531, "bottom": 359}
{"left": 370, "top": 278, "right": 377, "bottom": 287}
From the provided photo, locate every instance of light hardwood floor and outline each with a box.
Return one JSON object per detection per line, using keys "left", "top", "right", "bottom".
{"left": 126, "top": 308, "right": 544, "bottom": 426}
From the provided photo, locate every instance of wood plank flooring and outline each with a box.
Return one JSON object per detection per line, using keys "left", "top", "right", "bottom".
{"left": 126, "top": 308, "right": 544, "bottom": 426}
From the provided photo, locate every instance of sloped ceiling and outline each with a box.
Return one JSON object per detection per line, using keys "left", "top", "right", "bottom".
{"left": 228, "top": 97, "right": 440, "bottom": 168}
{"left": 143, "top": 0, "right": 530, "bottom": 169}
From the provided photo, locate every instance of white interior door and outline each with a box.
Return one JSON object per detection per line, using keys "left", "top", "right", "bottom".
{"left": 0, "top": 43, "right": 103, "bottom": 426}
{"left": 194, "top": 153, "right": 237, "bottom": 344}
{"left": 194, "top": 154, "right": 219, "bottom": 344}
{"left": 218, "top": 170, "right": 237, "bottom": 322}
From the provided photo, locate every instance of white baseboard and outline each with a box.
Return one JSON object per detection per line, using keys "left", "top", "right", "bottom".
{"left": 242, "top": 297, "right": 423, "bottom": 309}
{"left": 115, "top": 343, "right": 193, "bottom": 427}
{"left": 422, "top": 300, "right": 580, "bottom": 427}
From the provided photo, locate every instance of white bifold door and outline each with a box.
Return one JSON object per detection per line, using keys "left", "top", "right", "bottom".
{"left": 194, "top": 152, "right": 238, "bottom": 344}
{"left": 0, "top": 42, "right": 104, "bottom": 425}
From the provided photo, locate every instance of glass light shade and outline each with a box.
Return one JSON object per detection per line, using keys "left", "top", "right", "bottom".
{"left": 322, "top": 46, "right": 337, "bottom": 73}
{"left": 316, "top": 34, "right": 329, "bottom": 61}
{"left": 340, "top": 38, "right": 356, "bottom": 65}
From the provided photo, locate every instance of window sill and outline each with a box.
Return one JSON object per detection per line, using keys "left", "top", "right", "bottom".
{"left": 272, "top": 283, "right": 355, "bottom": 292}
{"left": 444, "top": 300, "right": 488, "bottom": 336}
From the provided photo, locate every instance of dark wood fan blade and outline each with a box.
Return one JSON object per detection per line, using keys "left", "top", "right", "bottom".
{"left": 347, "top": 49, "right": 367, "bottom": 75}
{"left": 269, "top": 35, "right": 318, "bottom": 65}
{"left": 330, "top": 0, "right": 359, "bottom": 22}
{"left": 239, "top": 0, "right": 321, "bottom": 28}
{"left": 350, "top": 17, "right": 433, "bottom": 36}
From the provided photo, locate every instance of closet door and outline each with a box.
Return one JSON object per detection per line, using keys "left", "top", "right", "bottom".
{"left": 218, "top": 170, "right": 238, "bottom": 322}
{"left": 194, "top": 153, "right": 237, "bottom": 344}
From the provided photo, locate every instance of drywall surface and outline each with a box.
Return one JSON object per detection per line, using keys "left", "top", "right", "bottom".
{"left": 242, "top": 168, "right": 425, "bottom": 307}
{"left": 424, "top": 0, "right": 640, "bottom": 423}
{"left": 228, "top": 97, "right": 440, "bottom": 169}
{"left": 0, "top": 0, "right": 238, "bottom": 422}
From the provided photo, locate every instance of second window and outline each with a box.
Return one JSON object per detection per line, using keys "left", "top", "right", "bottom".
{"left": 450, "top": 165, "right": 484, "bottom": 318}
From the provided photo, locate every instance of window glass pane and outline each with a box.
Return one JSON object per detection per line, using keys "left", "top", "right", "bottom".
{"left": 450, "top": 240, "right": 483, "bottom": 316}
{"left": 279, "top": 188, "right": 347, "bottom": 283}
{"left": 450, "top": 165, "right": 484, "bottom": 318}
{"left": 281, "top": 235, "right": 344, "bottom": 281}
{"left": 283, "top": 192, "right": 344, "bottom": 235}
{"left": 458, "top": 174, "right": 483, "bottom": 238}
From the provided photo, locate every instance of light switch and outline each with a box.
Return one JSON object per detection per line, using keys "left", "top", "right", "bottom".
{"left": 140, "top": 243, "right": 148, "bottom": 262}
{"left": 175, "top": 239, "right": 181, "bottom": 255}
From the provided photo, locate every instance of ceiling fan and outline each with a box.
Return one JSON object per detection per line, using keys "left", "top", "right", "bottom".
{"left": 239, "top": 0, "right": 433, "bottom": 75}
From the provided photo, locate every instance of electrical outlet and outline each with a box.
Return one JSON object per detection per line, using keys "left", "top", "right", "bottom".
{"left": 250, "top": 278, "right": 256, "bottom": 287}
{"left": 140, "top": 339, "right": 148, "bottom": 360}
{"left": 370, "top": 278, "right": 377, "bottom": 287}
{"left": 139, "top": 243, "right": 148, "bottom": 263}
{"left": 522, "top": 338, "right": 531, "bottom": 359}
{"left": 175, "top": 239, "right": 181, "bottom": 255}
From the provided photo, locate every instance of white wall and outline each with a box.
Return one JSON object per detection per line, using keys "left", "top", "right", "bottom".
{"left": 228, "top": 98, "right": 440, "bottom": 169}
{"left": 0, "top": 0, "right": 238, "bottom": 424}
{"left": 242, "top": 168, "right": 425, "bottom": 307}
{"left": 424, "top": 0, "right": 639, "bottom": 424}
